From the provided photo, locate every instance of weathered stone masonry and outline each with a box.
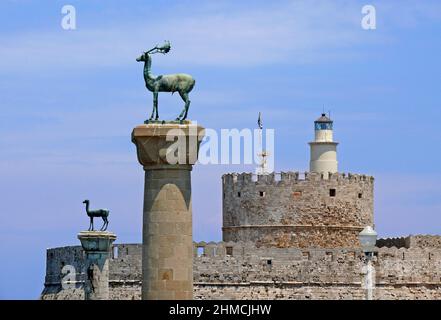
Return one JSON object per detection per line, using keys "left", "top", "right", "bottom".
{"left": 40, "top": 111, "right": 440, "bottom": 300}
{"left": 222, "top": 172, "right": 374, "bottom": 248}
{"left": 41, "top": 237, "right": 441, "bottom": 300}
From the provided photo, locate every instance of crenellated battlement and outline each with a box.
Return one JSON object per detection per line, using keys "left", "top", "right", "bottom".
{"left": 192, "top": 240, "right": 441, "bottom": 262}
{"left": 376, "top": 237, "right": 409, "bottom": 248}
{"left": 222, "top": 172, "right": 374, "bottom": 187}
{"left": 377, "top": 235, "right": 441, "bottom": 249}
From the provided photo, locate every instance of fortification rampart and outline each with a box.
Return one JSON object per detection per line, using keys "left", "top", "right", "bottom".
{"left": 376, "top": 237, "right": 410, "bottom": 248}
{"left": 376, "top": 235, "right": 441, "bottom": 249}
{"left": 42, "top": 236, "right": 441, "bottom": 300}
{"left": 222, "top": 172, "right": 374, "bottom": 248}
{"left": 42, "top": 244, "right": 143, "bottom": 300}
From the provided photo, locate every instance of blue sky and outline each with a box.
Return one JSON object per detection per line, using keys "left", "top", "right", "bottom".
{"left": 1, "top": 0, "right": 441, "bottom": 299}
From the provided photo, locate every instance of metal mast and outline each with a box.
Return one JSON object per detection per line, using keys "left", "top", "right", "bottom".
{"left": 256, "top": 112, "right": 269, "bottom": 175}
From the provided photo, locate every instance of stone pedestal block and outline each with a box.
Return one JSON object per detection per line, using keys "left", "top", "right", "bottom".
{"left": 132, "top": 122, "right": 205, "bottom": 300}
{"left": 78, "top": 231, "right": 116, "bottom": 300}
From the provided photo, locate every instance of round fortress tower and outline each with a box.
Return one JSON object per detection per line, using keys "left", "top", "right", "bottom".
{"left": 222, "top": 114, "right": 374, "bottom": 248}
{"left": 309, "top": 113, "right": 338, "bottom": 177}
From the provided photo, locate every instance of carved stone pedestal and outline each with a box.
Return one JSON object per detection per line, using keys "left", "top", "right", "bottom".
{"left": 132, "top": 122, "right": 205, "bottom": 300}
{"left": 77, "top": 231, "right": 116, "bottom": 300}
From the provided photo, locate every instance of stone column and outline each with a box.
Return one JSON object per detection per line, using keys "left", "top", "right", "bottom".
{"left": 78, "top": 231, "right": 116, "bottom": 300}
{"left": 132, "top": 122, "right": 204, "bottom": 300}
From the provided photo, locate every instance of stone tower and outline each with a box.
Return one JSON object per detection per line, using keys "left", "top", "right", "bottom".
{"left": 222, "top": 114, "right": 373, "bottom": 248}
{"left": 222, "top": 172, "right": 374, "bottom": 248}
{"left": 309, "top": 113, "right": 338, "bottom": 177}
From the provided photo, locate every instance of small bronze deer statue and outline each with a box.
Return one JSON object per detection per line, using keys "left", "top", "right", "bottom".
{"left": 82, "top": 200, "right": 109, "bottom": 231}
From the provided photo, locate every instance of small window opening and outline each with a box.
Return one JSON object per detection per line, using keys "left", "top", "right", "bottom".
{"left": 358, "top": 193, "right": 362, "bottom": 199}
{"left": 197, "top": 247, "right": 204, "bottom": 257}
{"left": 237, "top": 192, "right": 241, "bottom": 197}
{"left": 329, "top": 189, "right": 336, "bottom": 197}
{"left": 259, "top": 191, "right": 266, "bottom": 197}
{"left": 326, "top": 252, "right": 333, "bottom": 261}
{"left": 226, "top": 246, "right": 233, "bottom": 256}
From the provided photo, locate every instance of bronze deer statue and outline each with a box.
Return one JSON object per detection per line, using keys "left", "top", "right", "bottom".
{"left": 136, "top": 41, "right": 195, "bottom": 121}
{"left": 82, "top": 200, "right": 109, "bottom": 231}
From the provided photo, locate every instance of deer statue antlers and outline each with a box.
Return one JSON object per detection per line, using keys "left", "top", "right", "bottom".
{"left": 146, "top": 40, "right": 171, "bottom": 55}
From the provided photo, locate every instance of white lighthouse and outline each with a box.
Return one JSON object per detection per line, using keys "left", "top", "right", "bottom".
{"left": 308, "top": 113, "right": 338, "bottom": 177}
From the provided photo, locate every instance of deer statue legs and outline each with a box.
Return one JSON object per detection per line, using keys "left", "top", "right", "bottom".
{"left": 149, "top": 90, "right": 191, "bottom": 121}
{"left": 100, "top": 216, "right": 109, "bottom": 231}
{"left": 149, "top": 92, "right": 159, "bottom": 120}
{"left": 176, "top": 91, "right": 191, "bottom": 121}
{"left": 87, "top": 216, "right": 109, "bottom": 231}
{"left": 88, "top": 217, "right": 94, "bottom": 231}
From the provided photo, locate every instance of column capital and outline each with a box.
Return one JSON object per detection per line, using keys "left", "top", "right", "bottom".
{"left": 131, "top": 122, "right": 205, "bottom": 170}
{"left": 78, "top": 231, "right": 116, "bottom": 253}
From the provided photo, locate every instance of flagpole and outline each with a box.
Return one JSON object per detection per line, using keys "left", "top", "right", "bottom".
{"left": 257, "top": 112, "right": 267, "bottom": 175}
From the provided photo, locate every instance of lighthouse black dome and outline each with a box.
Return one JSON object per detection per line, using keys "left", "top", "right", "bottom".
{"left": 315, "top": 113, "right": 332, "bottom": 123}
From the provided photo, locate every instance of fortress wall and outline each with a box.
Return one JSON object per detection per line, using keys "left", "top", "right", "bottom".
{"left": 376, "top": 237, "right": 409, "bottom": 248}
{"left": 193, "top": 242, "right": 441, "bottom": 299}
{"left": 407, "top": 235, "right": 441, "bottom": 248}
{"left": 222, "top": 172, "right": 374, "bottom": 248}
{"left": 194, "top": 284, "right": 441, "bottom": 300}
{"left": 376, "top": 235, "right": 441, "bottom": 249}
{"left": 41, "top": 244, "right": 143, "bottom": 300}
{"left": 110, "top": 244, "right": 143, "bottom": 281}
{"left": 43, "top": 246, "right": 84, "bottom": 285}
{"left": 41, "top": 246, "right": 85, "bottom": 299}
{"left": 194, "top": 285, "right": 366, "bottom": 300}
{"left": 42, "top": 241, "right": 441, "bottom": 300}
{"left": 193, "top": 242, "right": 363, "bottom": 285}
